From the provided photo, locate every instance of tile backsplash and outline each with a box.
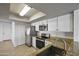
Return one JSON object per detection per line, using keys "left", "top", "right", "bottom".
{"left": 39, "top": 31, "right": 73, "bottom": 38}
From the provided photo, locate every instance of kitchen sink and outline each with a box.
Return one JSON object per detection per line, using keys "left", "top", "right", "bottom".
{"left": 36, "top": 45, "right": 66, "bottom": 56}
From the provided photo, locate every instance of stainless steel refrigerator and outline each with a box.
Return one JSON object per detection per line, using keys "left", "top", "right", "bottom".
{"left": 25, "top": 26, "right": 37, "bottom": 47}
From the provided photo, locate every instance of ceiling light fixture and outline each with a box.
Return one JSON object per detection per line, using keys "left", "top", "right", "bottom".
{"left": 19, "top": 5, "right": 31, "bottom": 16}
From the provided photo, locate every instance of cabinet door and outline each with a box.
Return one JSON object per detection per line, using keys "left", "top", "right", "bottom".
{"left": 0, "top": 22, "right": 3, "bottom": 41}
{"left": 0, "top": 22, "right": 12, "bottom": 41}
{"left": 15, "top": 23, "right": 25, "bottom": 46}
{"left": 48, "top": 17, "right": 57, "bottom": 31}
{"left": 3, "top": 22, "right": 12, "bottom": 40}
{"left": 58, "top": 14, "right": 72, "bottom": 32}
{"left": 35, "top": 22, "right": 39, "bottom": 31}
{"left": 32, "top": 37, "right": 36, "bottom": 48}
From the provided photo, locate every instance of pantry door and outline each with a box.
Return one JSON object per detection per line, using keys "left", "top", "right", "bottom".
{"left": 3, "top": 22, "right": 12, "bottom": 40}
{"left": 15, "top": 23, "right": 25, "bottom": 46}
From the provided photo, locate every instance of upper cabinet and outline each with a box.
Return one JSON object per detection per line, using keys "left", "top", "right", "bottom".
{"left": 58, "top": 13, "right": 73, "bottom": 32}
{"left": 48, "top": 13, "right": 73, "bottom": 32}
{"left": 48, "top": 17, "right": 57, "bottom": 31}
{"left": 31, "top": 22, "right": 39, "bottom": 31}
{"left": 31, "top": 13, "right": 73, "bottom": 32}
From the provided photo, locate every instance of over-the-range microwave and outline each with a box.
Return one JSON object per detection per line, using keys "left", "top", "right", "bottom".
{"left": 39, "top": 24, "right": 48, "bottom": 31}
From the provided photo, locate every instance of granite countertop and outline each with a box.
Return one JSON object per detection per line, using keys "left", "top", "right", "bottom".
{"left": 30, "top": 36, "right": 74, "bottom": 56}
{"left": 29, "top": 44, "right": 52, "bottom": 56}
{"left": 47, "top": 37, "right": 73, "bottom": 49}
{"left": 36, "top": 36, "right": 73, "bottom": 50}
{"left": 46, "top": 37, "right": 74, "bottom": 55}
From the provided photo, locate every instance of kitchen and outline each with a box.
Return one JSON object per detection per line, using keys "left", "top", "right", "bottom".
{"left": 0, "top": 3, "right": 79, "bottom": 56}
{"left": 29, "top": 13, "right": 73, "bottom": 56}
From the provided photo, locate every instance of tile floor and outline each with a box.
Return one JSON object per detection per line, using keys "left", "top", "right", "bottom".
{"left": 0, "top": 40, "right": 37, "bottom": 56}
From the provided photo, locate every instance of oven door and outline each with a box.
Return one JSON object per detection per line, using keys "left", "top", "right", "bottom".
{"left": 36, "top": 39, "right": 45, "bottom": 49}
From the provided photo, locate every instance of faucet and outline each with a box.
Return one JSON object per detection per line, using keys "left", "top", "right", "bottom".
{"left": 61, "top": 39, "right": 67, "bottom": 50}
{"left": 56, "top": 39, "right": 67, "bottom": 50}
{"left": 55, "top": 39, "right": 67, "bottom": 55}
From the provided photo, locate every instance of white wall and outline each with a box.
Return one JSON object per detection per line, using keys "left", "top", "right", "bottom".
{"left": 0, "top": 22, "right": 3, "bottom": 41}
{"left": 74, "top": 9, "right": 79, "bottom": 54}
{"left": 9, "top": 14, "right": 29, "bottom": 22}
{"left": 12, "top": 21, "right": 16, "bottom": 47}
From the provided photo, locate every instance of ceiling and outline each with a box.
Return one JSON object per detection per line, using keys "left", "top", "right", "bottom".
{"left": 10, "top": 3, "right": 46, "bottom": 22}
{"left": 1, "top": 3, "right": 79, "bottom": 23}
{"left": 25, "top": 8, "right": 39, "bottom": 17}
{"left": 10, "top": 3, "right": 25, "bottom": 14}
{"left": 27, "top": 3, "right": 79, "bottom": 22}
{"left": 10, "top": 3, "right": 39, "bottom": 18}
{"left": 0, "top": 3, "right": 9, "bottom": 19}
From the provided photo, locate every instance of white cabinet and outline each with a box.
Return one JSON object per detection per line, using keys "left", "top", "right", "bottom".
{"left": 31, "top": 22, "right": 39, "bottom": 31}
{"left": 48, "top": 13, "right": 73, "bottom": 32}
{"left": 31, "top": 13, "right": 73, "bottom": 32}
{"left": 3, "top": 22, "right": 12, "bottom": 40}
{"left": 0, "top": 22, "right": 12, "bottom": 41}
{"left": 32, "top": 37, "right": 36, "bottom": 48}
{"left": 48, "top": 17, "right": 57, "bottom": 31}
{"left": 15, "top": 23, "right": 25, "bottom": 46}
{"left": 35, "top": 22, "right": 39, "bottom": 31}
{"left": 58, "top": 13, "right": 73, "bottom": 32}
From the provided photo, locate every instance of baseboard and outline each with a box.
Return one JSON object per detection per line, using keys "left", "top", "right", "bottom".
{"left": 3, "top": 39, "right": 11, "bottom": 41}
{"left": 0, "top": 40, "right": 3, "bottom": 42}
{"left": 17, "top": 42, "right": 25, "bottom": 46}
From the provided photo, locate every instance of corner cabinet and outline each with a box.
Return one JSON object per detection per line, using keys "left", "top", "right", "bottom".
{"left": 48, "top": 17, "right": 57, "bottom": 31}
{"left": 58, "top": 13, "right": 73, "bottom": 32}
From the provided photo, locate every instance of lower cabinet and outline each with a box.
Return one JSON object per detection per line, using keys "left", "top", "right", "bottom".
{"left": 36, "top": 46, "right": 66, "bottom": 56}
{"left": 51, "top": 46, "right": 66, "bottom": 56}
{"left": 36, "top": 46, "right": 52, "bottom": 56}
{"left": 32, "top": 37, "right": 36, "bottom": 48}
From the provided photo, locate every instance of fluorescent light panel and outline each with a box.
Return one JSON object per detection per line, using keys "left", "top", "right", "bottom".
{"left": 19, "top": 5, "right": 31, "bottom": 16}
